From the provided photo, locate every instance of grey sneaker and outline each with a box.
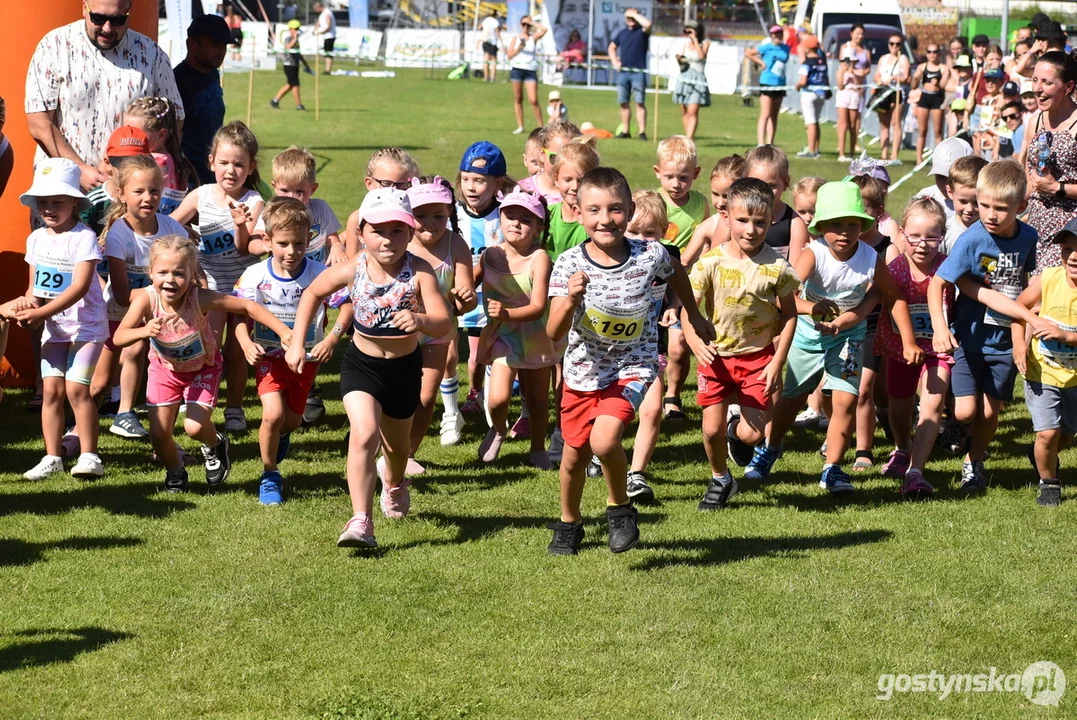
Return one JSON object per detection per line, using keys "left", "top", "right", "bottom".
{"left": 626, "top": 471, "right": 656, "bottom": 503}
{"left": 110, "top": 411, "right": 149, "bottom": 439}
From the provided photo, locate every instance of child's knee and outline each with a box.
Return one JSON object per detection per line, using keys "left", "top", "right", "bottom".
{"left": 182, "top": 417, "right": 205, "bottom": 439}
{"left": 261, "top": 406, "right": 285, "bottom": 429}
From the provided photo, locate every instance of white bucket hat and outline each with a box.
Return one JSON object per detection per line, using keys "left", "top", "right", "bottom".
{"left": 20, "top": 157, "right": 91, "bottom": 212}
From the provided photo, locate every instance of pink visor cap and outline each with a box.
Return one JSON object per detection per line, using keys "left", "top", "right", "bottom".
{"left": 406, "top": 176, "right": 454, "bottom": 209}
{"left": 499, "top": 185, "right": 545, "bottom": 219}
{"left": 358, "top": 187, "right": 416, "bottom": 228}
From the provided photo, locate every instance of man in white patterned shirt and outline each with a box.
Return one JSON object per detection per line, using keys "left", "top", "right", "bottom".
{"left": 25, "top": 0, "right": 185, "bottom": 191}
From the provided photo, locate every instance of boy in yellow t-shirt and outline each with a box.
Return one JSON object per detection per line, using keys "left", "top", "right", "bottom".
{"left": 681, "top": 178, "right": 800, "bottom": 510}
{"left": 1013, "top": 218, "right": 1077, "bottom": 507}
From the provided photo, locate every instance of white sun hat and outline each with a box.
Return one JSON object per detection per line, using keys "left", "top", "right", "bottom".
{"left": 20, "top": 157, "right": 91, "bottom": 212}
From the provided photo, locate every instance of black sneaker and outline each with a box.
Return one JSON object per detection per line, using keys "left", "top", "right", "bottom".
{"left": 626, "top": 471, "right": 655, "bottom": 503}
{"left": 698, "top": 475, "right": 738, "bottom": 510}
{"left": 958, "top": 462, "right": 987, "bottom": 495}
{"left": 615, "top": 132, "right": 631, "bottom": 139}
{"left": 1037, "top": 481, "right": 1062, "bottom": 507}
{"left": 606, "top": 504, "right": 639, "bottom": 553}
{"left": 726, "top": 416, "right": 754, "bottom": 467}
{"left": 270, "top": 98, "right": 280, "bottom": 109}
{"left": 638, "top": 132, "right": 648, "bottom": 141}
{"left": 201, "top": 432, "right": 231, "bottom": 487}
{"left": 547, "top": 521, "right": 584, "bottom": 555}
{"left": 164, "top": 466, "right": 189, "bottom": 493}
{"left": 303, "top": 385, "right": 326, "bottom": 424}
{"left": 586, "top": 456, "right": 603, "bottom": 478}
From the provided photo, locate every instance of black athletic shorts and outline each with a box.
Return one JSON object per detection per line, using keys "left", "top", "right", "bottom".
{"left": 482, "top": 41, "right": 498, "bottom": 57}
{"left": 284, "top": 64, "right": 300, "bottom": 86}
{"left": 340, "top": 342, "right": 422, "bottom": 419}
{"left": 917, "top": 91, "right": 944, "bottom": 110}
{"left": 324, "top": 38, "right": 336, "bottom": 53}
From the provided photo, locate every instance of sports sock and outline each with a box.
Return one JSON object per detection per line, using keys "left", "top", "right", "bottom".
{"left": 440, "top": 376, "right": 460, "bottom": 415}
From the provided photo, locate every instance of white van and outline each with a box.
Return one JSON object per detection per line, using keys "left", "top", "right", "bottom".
{"left": 793, "top": 0, "right": 906, "bottom": 41}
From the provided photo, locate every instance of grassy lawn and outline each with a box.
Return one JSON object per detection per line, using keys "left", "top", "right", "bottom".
{"left": 1, "top": 69, "right": 1073, "bottom": 718}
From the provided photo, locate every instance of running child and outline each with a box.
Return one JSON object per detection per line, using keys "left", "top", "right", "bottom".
{"left": 792, "top": 175, "right": 825, "bottom": 230}
{"left": 270, "top": 20, "right": 306, "bottom": 111}
{"left": 519, "top": 127, "right": 545, "bottom": 182}
{"left": 1013, "top": 217, "right": 1077, "bottom": 507}
{"left": 681, "top": 153, "right": 747, "bottom": 266}
{"left": 113, "top": 236, "right": 293, "bottom": 492}
{"left": 286, "top": 188, "right": 451, "bottom": 549}
{"left": 123, "top": 96, "right": 195, "bottom": 214}
{"left": 681, "top": 178, "right": 800, "bottom": 509}
{"left": 744, "top": 181, "right": 922, "bottom": 493}
{"left": 654, "top": 135, "right": 710, "bottom": 422}
{"left": 545, "top": 167, "right": 715, "bottom": 555}
{"left": 476, "top": 186, "right": 557, "bottom": 469}
{"left": 546, "top": 136, "right": 601, "bottom": 263}
{"left": 523, "top": 119, "right": 581, "bottom": 202}
{"left": 17, "top": 159, "right": 110, "bottom": 481}
{"left": 96, "top": 155, "right": 189, "bottom": 440}
{"left": 928, "top": 160, "right": 1038, "bottom": 494}
{"left": 345, "top": 148, "right": 420, "bottom": 257}
{"left": 405, "top": 177, "right": 476, "bottom": 468}
{"left": 82, "top": 126, "right": 152, "bottom": 236}
{"left": 171, "top": 120, "right": 265, "bottom": 433}
{"left": 233, "top": 198, "right": 346, "bottom": 504}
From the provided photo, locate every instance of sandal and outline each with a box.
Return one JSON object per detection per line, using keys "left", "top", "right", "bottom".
{"left": 852, "top": 451, "right": 874, "bottom": 473}
{"left": 662, "top": 397, "right": 687, "bottom": 421}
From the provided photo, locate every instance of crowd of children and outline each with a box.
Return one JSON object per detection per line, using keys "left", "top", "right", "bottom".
{"left": 6, "top": 102, "right": 1077, "bottom": 557}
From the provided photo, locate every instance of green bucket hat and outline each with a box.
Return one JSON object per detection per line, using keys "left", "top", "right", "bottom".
{"left": 807, "top": 181, "right": 876, "bottom": 236}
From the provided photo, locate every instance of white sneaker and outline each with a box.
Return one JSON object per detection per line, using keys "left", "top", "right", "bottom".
{"left": 24, "top": 456, "right": 64, "bottom": 480}
{"left": 439, "top": 410, "right": 464, "bottom": 446}
{"left": 71, "top": 453, "right": 104, "bottom": 479}
{"left": 547, "top": 427, "right": 564, "bottom": 464}
{"left": 512, "top": 126, "right": 524, "bottom": 135}
{"left": 223, "top": 408, "right": 247, "bottom": 433}
{"left": 794, "top": 408, "right": 821, "bottom": 428}
{"left": 727, "top": 403, "right": 741, "bottom": 423}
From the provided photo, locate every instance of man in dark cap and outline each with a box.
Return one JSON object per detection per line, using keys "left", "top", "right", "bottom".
{"left": 174, "top": 15, "right": 229, "bottom": 185}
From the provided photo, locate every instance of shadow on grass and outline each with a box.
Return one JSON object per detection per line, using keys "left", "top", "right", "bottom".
{"left": 0, "top": 536, "right": 144, "bottom": 568}
{"left": 0, "top": 483, "right": 195, "bottom": 519}
{"left": 0, "top": 628, "right": 133, "bottom": 674}
{"left": 633, "top": 528, "right": 893, "bottom": 571}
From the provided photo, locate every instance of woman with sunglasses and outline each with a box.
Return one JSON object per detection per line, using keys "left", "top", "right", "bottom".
{"left": 507, "top": 15, "right": 547, "bottom": 135}
{"left": 911, "top": 44, "right": 950, "bottom": 164}
{"left": 1022, "top": 51, "right": 1077, "bottom": 275}
{"left": 745, "top": 24, "right": 790, "bottom": 146}
{"left": 873, "top": 33, "right": 911, "bottom": 163}
{"left": 672, "top": 22, "right": 711, "bottom": 140}
{"left": 838, "top": 24, "right": 871, "bottom": 151}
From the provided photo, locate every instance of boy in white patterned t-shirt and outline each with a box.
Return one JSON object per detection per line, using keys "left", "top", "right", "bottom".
{"left": 546, "top": 167, "right": 715, "bottom": 556}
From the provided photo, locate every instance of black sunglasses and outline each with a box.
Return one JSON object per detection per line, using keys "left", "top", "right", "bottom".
{"left": 88, "top": 10, "right": 129, "bottom": 26}
{"left": 889, "top": 41, "right": 901, "bottom": 46}
{"left": 1002, "top": 113, "right": 1021, "bottom": 121}
{"left": 926, "top": 48, "right": 939, "bottom": 53}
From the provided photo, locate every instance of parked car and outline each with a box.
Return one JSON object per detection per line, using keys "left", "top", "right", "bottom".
{"left": 823, "top": 23, "right": 912, "bottom": 64}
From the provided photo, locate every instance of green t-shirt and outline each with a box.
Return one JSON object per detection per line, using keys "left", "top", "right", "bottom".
{"left": 662, "top": 189, "right": 708, "bottom": 249}
{"left": 80, "top": 184, "right": 116, "bottom": 236}
{"left": 547, "top": 202, "right": 590, "bottom": 263}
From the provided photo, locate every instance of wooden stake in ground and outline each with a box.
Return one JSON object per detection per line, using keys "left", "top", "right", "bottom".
{"left": 652, "top": 71, "right": 659, "bottom": 142}
{"left": 246, "top": 28, "right": 255, "bottom": 127}
{"left": 315, "top": 44, "right": 321, "bottom": 120}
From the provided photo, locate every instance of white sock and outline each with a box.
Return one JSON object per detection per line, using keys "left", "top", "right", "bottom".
{"left": 45, "top": 454, "right": 62, "bottom": 462}
{"left": 440, "top": 376, "right": 460, "bottom": 415}
{"left": 518, "top": 397, "right": 530, "bottom": 420}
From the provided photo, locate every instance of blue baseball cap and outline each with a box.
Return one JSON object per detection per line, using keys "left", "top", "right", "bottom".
{"left": 984, "top": 68, "right": 1004, "bottom": 81}
{"left": 460, "top": 141, "right": 507, "bottom": 176}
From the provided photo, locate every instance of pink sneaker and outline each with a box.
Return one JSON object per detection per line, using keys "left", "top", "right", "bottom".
{"left": 479, "top": 428, "right": 505, "bottom": 463}
{"left": 529, "top": 450, "right": 553, "bottom": 470}
{"left": 380, "top": 476, "right": 412, "bottom": 519}
{"left": 900, "top": 469, "right": 934, "bottom": 499}
{"left": 881, "top": 449, "right": 911, "bottom": 479}
{"left": 337, "top": 513, "right": 377, "bottom": 548}
{"left": 461, "top": 389, "right": 482, "bottom": 414}
{"left": 405, "top": 457, "right": 425, "bottom": 476}
{"left": 510, "top": 416, "right": 531, "bottom": 439}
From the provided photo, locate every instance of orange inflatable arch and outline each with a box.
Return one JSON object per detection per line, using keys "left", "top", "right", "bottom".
{"left": 0, "top": 0, "right": 159, "bottom": 386}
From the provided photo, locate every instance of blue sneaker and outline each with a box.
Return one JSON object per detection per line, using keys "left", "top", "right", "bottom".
{"left": 276, "top": 432, "right": 291, "bottom": 465}
{"left": 259, "top": 471, "right": 283, "bottom": 505}
{"left": 820, "top": 465, "right": 855, "bottom": 494}
{"left": 744, "top": 445, "right": 782, "bottom": 481}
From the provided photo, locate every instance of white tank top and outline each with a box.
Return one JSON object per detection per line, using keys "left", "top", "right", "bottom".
{"left": 195, "top": 185, "right": 263, "bottom": 291}
{"left": 797, "top": 239, "right": 877, "bottom": 343}
{"left": 510, "top": 35, "right": 537, "bottom": 71}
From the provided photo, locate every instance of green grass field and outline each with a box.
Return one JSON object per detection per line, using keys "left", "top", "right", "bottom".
{"left": 1, "top": 69, "right": 1073, "bottom": 718}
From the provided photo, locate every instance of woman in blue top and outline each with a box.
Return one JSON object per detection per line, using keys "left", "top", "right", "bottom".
{"left": 746, "top": 25, "right": 791, "bottom": 146}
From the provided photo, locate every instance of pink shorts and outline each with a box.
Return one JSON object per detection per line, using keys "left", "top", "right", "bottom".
{"left": 104, "top": 320, "right": 121, "bottom": 352}
{"left": 146, "top": 356, "right": 223, "bottom": 408}
{"left": 886, "top": 355, "right": 954, "bottom": 399}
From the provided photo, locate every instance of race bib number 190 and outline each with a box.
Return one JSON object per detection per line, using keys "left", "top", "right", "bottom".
{"left": 583, "top": 302, "right": 646, "bottom": 341}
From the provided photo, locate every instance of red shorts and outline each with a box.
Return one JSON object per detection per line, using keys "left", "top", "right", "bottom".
{"left": 696, "top": 347, "right": 775, "bottom": 410}
{"left": 560, "top": 379, "right": 644, "bottom": 448}
{"left": 255, "top": 354, "right": 320, "bottom": 414}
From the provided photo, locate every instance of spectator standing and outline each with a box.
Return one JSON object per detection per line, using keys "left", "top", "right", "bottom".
{"left": 673, "top": 21, "right": 710, "bottom": 140}
{"left": 25, "top": 0, "right": 185, "bottom": 191}
{"left": 174, "top": 15, "right": 229, "bottom": 187}
{"left": 479, "top": 10, "right": 503, "bottom": 83}
{"left": 225, "top": 5, "right": 243, "bottom": 61}
{"left": 313, "top": 2, "right": 337, "bottom": 74}
{"left": 746, "top": 25, "right": 790, "bottom": 146}
{"left": 507, "top": 15, "right": 547, "bottom": 134}
{"left": 609, "top": 8, "right": 652, "bottom": 141}
{"left": 282, "top": 0, "right": 298, "bottom": 22}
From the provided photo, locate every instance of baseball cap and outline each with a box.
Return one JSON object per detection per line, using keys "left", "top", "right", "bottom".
{"left": 1052, "top": 216, "right": 1077, "bottom": 244}
{"left": 406, "top": 176, "right": 453, "bottom": 209}
{"left": 20, "top": 158, "right": 91, "bottom": 212}
{"left": 459, "top": 141, "right": 507, "bottom": 177}
{"left": 358, "top": 188, "right": 416, "bottom": 228}
{"left": 106, "top": 126, "right": 150, "bottom": 158}
{"left": 953, "top": 54, "right": 972, "bottom": 69}
{"left": 1002, "top": 80, "right": 1020, "bottom": 96}
{"left": 1038, "top": 21, "right": 1066, "bottom": 43}
{"left": 1021, "top": 79, "right": 1035, "bottom": 95}
{"left": 187, "top": 14, "right": 231, "bottom": 44}
{"left": 984, "top": 68, "right": 1004, "bottom": 81}
{"left": 930, "top": 137, "right": 973, "bottom": 176}
{"left": 972, "top": 34, "right": 989, "bottom": 46}
{"left": 287, "top": 19, "right": 302, "bottom": 29}
{"left": 800, "top": 34, "right": 819, "bottom": 50}
{"left": 499, "top": 185, "right": 545, "bottom": 220}
{"left": 768, "top": 25, "right": 782, "bottom": 34}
